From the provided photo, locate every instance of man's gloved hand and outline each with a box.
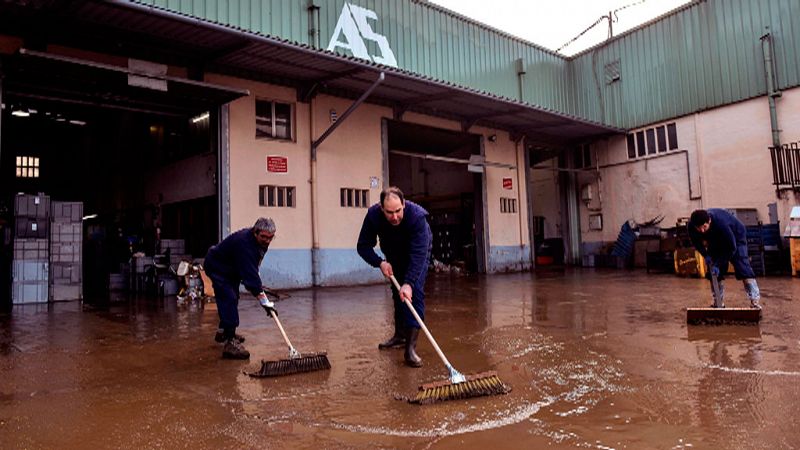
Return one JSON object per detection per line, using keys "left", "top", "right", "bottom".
{"left": 258, "top": 292, "right": 278, "bottom": 316}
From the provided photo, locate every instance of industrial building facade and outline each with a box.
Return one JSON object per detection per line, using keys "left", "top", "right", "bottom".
{"left": 0, "top": 0, "right": 798, "bottom": 299}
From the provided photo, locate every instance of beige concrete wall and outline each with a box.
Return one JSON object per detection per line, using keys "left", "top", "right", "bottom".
{"left": 311, "top": 95, "right": 388, "bottom": 249}
{"left": 583, "top": 86, "right": 800, "bottom": 245}
{"left": 482, "top": 129, "right": 527, "bottom": 247}
{"left": 207, "top": 74, "right": 312, "bottom": 249}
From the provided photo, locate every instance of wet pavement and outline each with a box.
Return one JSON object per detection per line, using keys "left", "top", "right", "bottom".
{"left": 1, "top": 268, "right": 799, "bottom": 449}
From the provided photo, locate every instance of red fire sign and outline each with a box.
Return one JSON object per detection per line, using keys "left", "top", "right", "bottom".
{"left": 502, "top": 178, "right": 513, "bottom": 190}
{"left": 267, "top": 156, "right": 288, "bottom": 173}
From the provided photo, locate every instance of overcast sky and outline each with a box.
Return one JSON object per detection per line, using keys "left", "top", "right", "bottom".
{"left": 428, "top": 0, "right": 691, "bottom": 55}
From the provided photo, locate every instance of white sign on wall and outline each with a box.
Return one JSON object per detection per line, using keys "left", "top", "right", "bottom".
{"left": 327, "top": 2, "right": 398, "bottom": 67}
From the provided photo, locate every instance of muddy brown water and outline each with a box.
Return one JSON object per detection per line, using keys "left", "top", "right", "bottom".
{"left": 1, "top": 269, "right": 799, "bottom": 449}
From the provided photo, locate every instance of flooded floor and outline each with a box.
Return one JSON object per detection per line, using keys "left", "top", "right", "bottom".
{"left": 1, "top": 268, "right": 799, "bottom": 449}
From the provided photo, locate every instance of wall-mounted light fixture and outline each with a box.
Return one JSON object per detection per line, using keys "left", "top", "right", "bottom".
{"left": 487, "top": 134, "right": 497, "bottom": 142}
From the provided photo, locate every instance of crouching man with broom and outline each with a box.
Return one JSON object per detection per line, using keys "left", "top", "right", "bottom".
{"left": 689, "top": 209, "right": 761, "bottom": 309}
{"left": 357, "top": 186, "right": 432, "bottom": 368}
{"left": 204, "top": 217, "right": 278, "bottom": 359}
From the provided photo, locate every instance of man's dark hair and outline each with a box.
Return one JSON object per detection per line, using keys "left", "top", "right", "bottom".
{"left": 380, "top": 186, "right": 405, "bottom": 207}
{"left": 689, "top": 209, "right": 710, "bottom": 228}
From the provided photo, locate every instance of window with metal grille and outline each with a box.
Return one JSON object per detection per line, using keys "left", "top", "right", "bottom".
{"left": 500, "top": 197, "right": 517, "bottom": 214}
{"left": 259, "top": 185, "right": 295, "bottom": 207}
{"left": 16, "top": 156, "right": 40, "bottom": 178}
{"left": 256, "top": 99, "right": 294, "bottom": 141}
{"left": 340, "top": 188, "right": 369, "bottom": 208}
{"left": 626, "top": 122, "right": 678, "bottom": 160}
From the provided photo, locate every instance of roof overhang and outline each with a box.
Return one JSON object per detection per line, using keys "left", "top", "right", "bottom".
{"left": 0, "top": 0, "right": 624, "bottom": 145}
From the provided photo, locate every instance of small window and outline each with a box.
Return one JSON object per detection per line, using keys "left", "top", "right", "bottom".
{"left": 16, "top": 156, "right": 40, "bottom": 178}
{"left": 636, "top": 131, "right": 646, "bottom": 157}
{"left": 626, "top": 134, "right": 636, "bottom": 159}
{"left": 500, "top": 197, "right": 517, "bottom": 214}
{"left": 656, "top": 126, "right": 667, "bottom": 153}
{"left": 646, "top": 129, "right": 656, "bottom": 155}
{"left": 604, "top": 60, "right": 621, "bottom": 84}
{"left": 256, "top": 99, "right": 294, "bottom": 141}
{"left": 259, "top": 185, "right": 295, "bottom": 207}
{"left": 667, "top": 123, "right": 678, "bottom": 150}
{"left": 573, "top": 144, "right": 592, "bottom": 169}
{"left": 340, "top": 188, "right": 369, "bottom": 208}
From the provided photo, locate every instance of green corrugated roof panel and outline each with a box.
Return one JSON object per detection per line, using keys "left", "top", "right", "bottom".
{"left": 136, "top": 0, "right": 800, "bottom": 130}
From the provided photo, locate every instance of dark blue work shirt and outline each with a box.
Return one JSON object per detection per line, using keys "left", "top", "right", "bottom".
{"left": 204, "top": 228, "right": 267, "bottom": 296}
{"left": 689, "top": 208, "right": 748, "bottom": 259}
{"left": 357, "top": 201, "right": 432, "bottom": 286}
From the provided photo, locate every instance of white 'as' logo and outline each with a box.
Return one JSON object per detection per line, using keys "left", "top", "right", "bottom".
{"left": 327, "top": 2, "right": 398, "bottom": 67}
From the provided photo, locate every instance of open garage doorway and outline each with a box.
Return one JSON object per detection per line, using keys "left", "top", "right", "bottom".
{"left": 385, "top": 119, "right": 486, "bottom": 273}
{"left": 0, "top": 50, "right": 246, "bottom": 306}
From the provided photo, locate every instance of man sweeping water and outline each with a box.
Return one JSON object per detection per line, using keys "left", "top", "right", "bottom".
{"left": 689, "top": 209, "right": 761, "bottom": 309}
{"left": 357, "top": 186, "right": 432, "bottom": 367}
{"left": 203, "top": 217, "right": 278, "bottom": 359}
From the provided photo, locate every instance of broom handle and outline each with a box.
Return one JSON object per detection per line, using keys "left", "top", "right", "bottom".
{"left": 269, "top": 313, "right": 296, "bottom": 352}
{"left": 389, "top": 275, "right": 454, "bottom": 369}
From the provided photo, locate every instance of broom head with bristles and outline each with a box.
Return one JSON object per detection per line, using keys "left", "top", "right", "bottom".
{"left": 410, "top": 370, "right": 510, "bottom": 405}
{"left": 248, "top": 352, "right": 331, "bottom": 378}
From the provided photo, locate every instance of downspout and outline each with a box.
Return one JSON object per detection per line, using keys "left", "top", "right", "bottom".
{"left": 761, "top": 30, "right": 782, "bottom": 147}
{"left": 307, "top": 0, "right": 321, "bottom": 49}
{"left": 309, "top": 97, "right": 320, "bottom": 286}
{"left": 516, "top": 58, "right": 526, "bottom": 103}
{"left": 514, "top": 136, "right": 528, "bottom": 268}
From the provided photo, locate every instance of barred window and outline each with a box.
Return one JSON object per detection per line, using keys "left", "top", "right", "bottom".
{"left": 340, "top": 188, "right": 369, "bottom": 208}
{"left": 259, "top": 185, "right": 295, "bottom": 207}
{"left": 500, "top": 197, "right": 517, "bottom": 214}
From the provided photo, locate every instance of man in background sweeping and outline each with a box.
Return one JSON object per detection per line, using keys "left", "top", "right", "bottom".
{"left": 204, "top": 217, "right": 278, "bottom": 359}
{"left": 357, "top": 186, "right": 432, "bottom": 368}
{"left": 689, "top": 209, "right": 761, "bottom": 309}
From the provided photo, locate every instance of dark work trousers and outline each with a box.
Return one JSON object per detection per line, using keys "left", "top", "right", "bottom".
{"left": 208, "top": 271, "right": 240, "bottom": 338}
{"left": 709, "top": 245, "right": 756, "bottom": 281}
{"left": 390, "top": 268, "right": 428, "bottom": 329}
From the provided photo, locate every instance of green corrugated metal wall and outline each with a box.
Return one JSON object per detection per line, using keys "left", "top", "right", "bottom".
{"left": 569, "top": 0, "right": 800, "bottom": 128}
{"left": 137, "top": 0, "right": 800, "bottom": 130}
{"left": 138, "top": 0, "right": 572, "bottom": 113}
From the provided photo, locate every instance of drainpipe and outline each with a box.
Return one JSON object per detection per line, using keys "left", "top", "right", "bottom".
{"left": 514, "top": 136, "right": 527, "bottom": 267}
{"left": 309, "top": 97, "right": 320, "bottom": 286}
{"left": 760, "top": 30, "right": 782, "bottom": 147}
{"left": 516, "top": 58, "right": 526, "bottom": 103}
{"left": 307, "top": 0, "right": 321, "bottom": 49}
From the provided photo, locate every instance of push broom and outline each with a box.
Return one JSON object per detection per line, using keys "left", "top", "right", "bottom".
{"left": 389, "top": 275, "right": 510, "bottom": 404}
{"left": 248, "top": 300, "right": 330, "bottom": 378}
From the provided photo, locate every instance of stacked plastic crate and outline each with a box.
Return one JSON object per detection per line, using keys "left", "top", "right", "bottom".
{"left": 12, "top": 193, "right": 50, "bottom": 304}
{"left": 50, "top": 202, "right": 83, "bottom": 301}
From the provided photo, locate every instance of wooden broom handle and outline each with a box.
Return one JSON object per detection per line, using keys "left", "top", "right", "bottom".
{"left": 269, "top": 313, "right": 295, "bottom": 351}
{"left": 389, "top": 275, "right": 453, "bottom": 368}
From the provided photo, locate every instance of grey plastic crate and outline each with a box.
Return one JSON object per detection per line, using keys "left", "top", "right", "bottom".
{"left": 51, "top": 201, "right": 83, "bottom": 222}
{"left": 14, "top": 193, "right": 50, "bottom": 219}
{"left": 50, "top": 243, "right": 81, "bottom": 263}
{"left": 160, "top": 239, "right": 185, "bottom": 255}
{"left": 51, "top": 263, "right": 81, "bottom": 284}
{"left": 12, "top": 281, "right": 49, "bottom": 304}
{"left": 13, "top": 239, "right": 48, "bottom": 260}
{"left": 50, "top": 222, "right": 82, "bottom": 243}
{"left": 50, "top": 283, "right": 82, "bottom": 301}
{"left": 15, "top": 217, "right": 48, "bottom": 239}
{"left": 12, "top": 260, "right": 49, "bottom": 282}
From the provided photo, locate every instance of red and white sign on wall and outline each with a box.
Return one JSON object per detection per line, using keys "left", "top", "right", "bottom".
{"left": 266, "top": 156, "right": 288, "bottom": 173}
{"left": 502, "top": 177, "right": 513, "bottom": 190}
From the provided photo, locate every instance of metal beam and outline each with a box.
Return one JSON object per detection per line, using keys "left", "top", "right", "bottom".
{"left": 311, "top": 72, "right": 384, "bottom": 159}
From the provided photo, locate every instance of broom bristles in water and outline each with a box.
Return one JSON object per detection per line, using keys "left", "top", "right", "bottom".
{"left": 410, "top": 371, "right": 510, "bottom": 405}
{"left": 248, "top": 352, "right": 331, "bottom": 378}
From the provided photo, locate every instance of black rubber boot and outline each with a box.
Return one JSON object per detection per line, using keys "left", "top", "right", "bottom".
{"left": 378, "top": 321, "right": 406, "bottom": 349}
{"left": 404, "top": 327, "right": 423, "bottom": 368}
